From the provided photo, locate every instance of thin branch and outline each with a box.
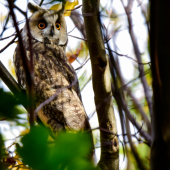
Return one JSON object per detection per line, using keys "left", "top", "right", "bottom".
{"left": 0, "top": 61, "right": 27, "bottom": 110}
{"left": 0, "top": 13, "right": 9, "bottom": 38}
{"left": 111, "top": 83, "right": 151, "bottom": 145}
{"left": 75, "top": 58, "right": 90, "bottom": 70}
{"left": 0, "top": 35, "right": 17, "bottom": 53}
{"left": 7, "top": 0, "right": 35, "bottom": 127}
{"left": 119, "top": 69, "right": 151, "bottom": 91}
{"left": 136, "top": 0, "right": 150, "bottom": 33}
{"left": 13, "top": 4, "right": 26, "bottom": 16}
{"left": 121, "top": 0, "right": 153, "bottom": 121}
{"left": 106, "top": 37, "right": 151, "bottom": 145}
{"left": 125, "top": 116, "right": 147, "bottom": 170}
{"left": 68, "top": 34, "right": 87, "bottom": 41}
{"left": 106, "top": 48, "right": 151, "bottom": 65}
{"left": 0, "top": 32, "right": 16, "bottom": 41}
{"left": 70, "top": 11, "right": 86, "bottom": 39}
{"left": 39, "top": 0, "right": 44, "bottom": 6}
{"left": 65, "top": 5, "right": 82, "bottom": 11}
{"left": 67, "top": 25, "right": 78, "bottom": 34}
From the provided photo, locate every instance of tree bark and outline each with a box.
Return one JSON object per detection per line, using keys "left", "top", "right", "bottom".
{"left": 82, "top": 1, "right": 119, "bottom": 169}
{"left": 150, "top": 1, "right": 170, "bottom": 169}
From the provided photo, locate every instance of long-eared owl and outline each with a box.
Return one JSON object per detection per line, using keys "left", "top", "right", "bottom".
{"left": 13, "top": 2, "right": 90, "bottom": 134}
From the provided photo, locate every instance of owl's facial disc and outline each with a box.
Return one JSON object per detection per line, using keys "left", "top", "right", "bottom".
{"left": 29, "top": 10, "right": 67, "bottom": 46}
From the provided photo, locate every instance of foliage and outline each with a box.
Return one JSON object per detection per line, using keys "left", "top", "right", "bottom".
{"left": 17, "top": 126, "right": 98, "bottom": 170}
{"left": 50, "top": 0, "right": 79, "bottom": 16}
{"left": 0, "top": 88, "right": 25, "bottom": 121}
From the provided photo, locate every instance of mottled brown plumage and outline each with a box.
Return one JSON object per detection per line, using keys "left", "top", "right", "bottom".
{"left": 13, "top": 3, "right": 90, "bottom": 134}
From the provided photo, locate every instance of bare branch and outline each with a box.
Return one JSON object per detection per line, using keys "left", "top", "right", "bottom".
{"left": 125, "top": 117, "right": 148, "bottom": 170}
{"left": 121, "top": 0, "right": 153, "bottom": 122}
{"left": 14, "top": 4, "right": 26, "bottom": 16}
{"left": 0, "top": 61, "right": 27, "bottom": 109}
{"left": 119, "top": 69, "right": 151, "bottom": 91}
{"left": 0, "top": 32, "right": 16, "bottom": 41}
{"left": 65, "top": 5, "right": 82, "bottom": 12}
{"left": 0, "top": 35, "right": 17, "bottom": 53}
{"left": 75, "top": 58, "right": 90, "bottom": 70}
{"left": 106, "top": 48, "right": 151, "bottom": 65}
{"left": 68, "top": 35, "right": 87, "bottom": 41}
{"left": 67, "top": 25, "right": 78, "bottom": 34}
{"left": 7, "top": 0, "right": 35, "bottom": 127}
{"left": 39, "top": 0, "right": 44, "bottom": 6}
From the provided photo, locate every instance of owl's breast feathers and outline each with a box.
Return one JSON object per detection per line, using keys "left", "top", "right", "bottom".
{"left": 14, "top": 41, "right": 90, "bottom": 133}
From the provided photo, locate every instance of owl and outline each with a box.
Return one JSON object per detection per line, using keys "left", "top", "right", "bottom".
{"left": 13, "top": 2, "right": 91, "bottom": 134}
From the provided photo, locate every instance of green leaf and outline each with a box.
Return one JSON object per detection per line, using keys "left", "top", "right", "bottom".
{"left": 17, "top": 126, "right": 98, "bottom": 170}
{"left": 17, "top": 126, "right": 49, "bottom": 170}
{"left": 0, "top": 88, "right": 25, "bottom": 120}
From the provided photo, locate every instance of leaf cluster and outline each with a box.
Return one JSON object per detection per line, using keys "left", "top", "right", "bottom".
{"left": 17, "top": 126, "right": 99, "bottom": 170}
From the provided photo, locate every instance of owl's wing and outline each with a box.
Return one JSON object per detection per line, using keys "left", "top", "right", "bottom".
{"left": 14, "top": 41, "right": 90, "bottom": 133}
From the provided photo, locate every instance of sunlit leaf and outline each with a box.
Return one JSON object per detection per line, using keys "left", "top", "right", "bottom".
{"left": 50, "top": 2, "right": 62, "bottom": 10}
{"left": 64, "top": 0, "right": 79, "bottom": 16}
{"left": 50, "top": 0, "right": 79, "bottom": 17}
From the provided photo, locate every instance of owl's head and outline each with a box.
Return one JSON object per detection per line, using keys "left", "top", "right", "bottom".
{"left": 22, "top": 3, "right": 67, "bottom": 46}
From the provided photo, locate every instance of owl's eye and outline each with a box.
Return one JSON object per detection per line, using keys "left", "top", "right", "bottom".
{"left": 38, "top": 22, "right": 46, "bottom": 29}
{"left": 55, "top": 23, "right": 61, "bottom": 30}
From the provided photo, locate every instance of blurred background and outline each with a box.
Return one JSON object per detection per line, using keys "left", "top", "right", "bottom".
{"left": 0, "top": 0, "right": 151, "bottom": 169}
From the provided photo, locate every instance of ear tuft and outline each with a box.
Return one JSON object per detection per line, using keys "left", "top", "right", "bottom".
{"left": 28, "top": 2, "right": 42, "bottom": 13}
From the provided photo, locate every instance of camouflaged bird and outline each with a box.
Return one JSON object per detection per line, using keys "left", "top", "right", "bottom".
{"left": 13, "top": 2, "right": 90, "bottom": 134}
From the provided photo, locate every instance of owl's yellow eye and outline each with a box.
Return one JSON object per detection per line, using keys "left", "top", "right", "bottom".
{"left": 38, "top": 22, "right": 46, "bottom": 29}
{"left": 55, "top": 23, "right": 61, "bottom": 30}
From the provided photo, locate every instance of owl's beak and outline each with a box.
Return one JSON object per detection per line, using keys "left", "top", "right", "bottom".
{"left": 50, "top": 26, "right": 54, "bottom": 37}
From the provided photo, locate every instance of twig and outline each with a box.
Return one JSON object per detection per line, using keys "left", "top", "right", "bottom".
{"left": 7, "top": 0, "right": 35, "bottom": 127}
{"left": 126, "top": 115, "right": 147, "bottom": 170}
{"left": 119, "top": 69, "right": 151, "bottom": 91}
{"left": 14, "top": 4, "right": 26, "bottom": 16}
{"left": 121, "top": 0, "right": 153, "bottom": 122}
{"left": 109, "top": 39, "right": 151, "bottom": 133}
{"left": 0, "top": 13, "right": 9, "bottom": 38}
{"left": 0, "top": 32, "right": 16, "bottom": 41}
{"left": 70, "top": 11, "right": 86, "bottom": 39}
{"left": 39, "top": 0, "right": 44, "bottom": 6}
{"left": 67, "top": 25, "right": 78, "bottom": 34}
{"left": 65, "top": 5, "right": 82, "bottom": 11}
{"left": 136, "top": 0, "right": 150, "bottom": 33}
{"left": 0, "top": 35, "right": 17, "bottom": 53}
{"left": 68, "top": 35, "right": 87, "bottom": 41}
{"left": 106, "top": 48, "right": 151, "bottom": 65}
{"left": 107, "top": 37, "right": 151, "bottom": 146}
{"left": 75, "top": 58, "right": 90, "bottom": 70}
{"left": 111, "top": 83, "right": 151, "bottom": 145}
{"left": 90, "top": 125, "right": 149, "bottom": 145}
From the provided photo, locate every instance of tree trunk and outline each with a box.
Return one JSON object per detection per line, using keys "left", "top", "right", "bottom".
{"left": 150, "top": 1, "right": 170, "bottom": 169}
{"left": 82, "top": 1, "right": 119, "bottom": 169}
